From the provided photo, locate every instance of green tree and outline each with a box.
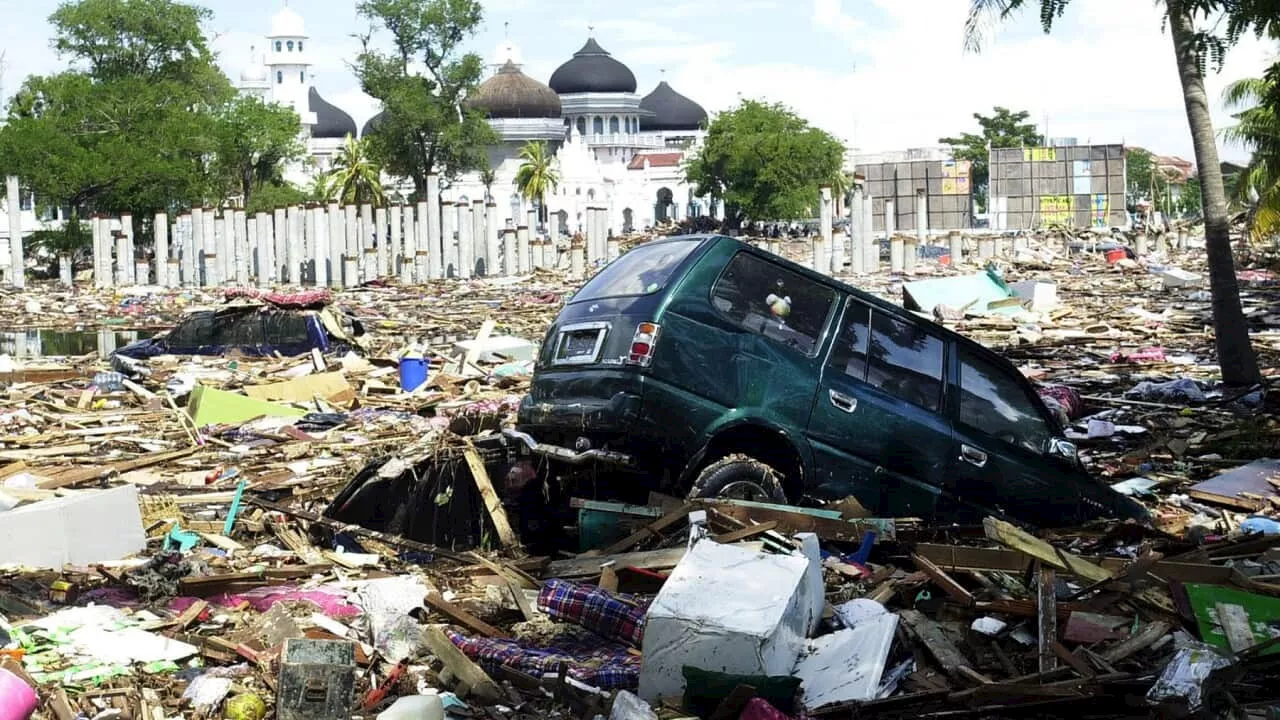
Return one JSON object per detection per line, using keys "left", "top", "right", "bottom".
{"left": 213, "top": 95, "right": 305, "bottom": 210}
{"left": 325, "top": 134, "right": 386, "bottom": 206}
{"left": 1178, "top": 176, "right": 1203, "bottom": 215}
{"left": 513, "top": 141, "right": 558, "bottom": 223}
{"left": 964, "top": 0, "right": 1264, "bottom": 385}
{"left": 830, "top": 171, "right": 853, "bottom": 218}
{"left": 1126, "top": 147, "right": 1155, "bottom": 205}
{"left": 938, "top": 106, "right": 1042, "bottom": 212}
{"left": 352, "top": 0, "right": 497, "bottom": 196}
{"left": 0, "top": 0, "right": 231, "bottom": 243}
{"left": 245, "top": 181, "right": 312, "bottom": 215}
{"left": 1223, "top": 64, "right": 1280, "bottom": 238}
{"left": 685, "top": 99, "right": 844, "bottom": 227}
{"left": 479, "top": 167, "right": 497, "bottom": 202}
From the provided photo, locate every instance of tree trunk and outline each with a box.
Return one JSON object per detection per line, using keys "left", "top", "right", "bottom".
{"left": 1168, "top": 5, "right": 1261, "bottom": 385}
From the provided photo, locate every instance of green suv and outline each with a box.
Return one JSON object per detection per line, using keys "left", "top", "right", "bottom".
{"left": 511, "top": 234, "right": 1148, "bottom": 528}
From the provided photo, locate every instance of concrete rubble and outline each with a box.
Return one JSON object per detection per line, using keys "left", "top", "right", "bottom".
{"left": 0, "top": 224, "right": 1278, "bottom": 720}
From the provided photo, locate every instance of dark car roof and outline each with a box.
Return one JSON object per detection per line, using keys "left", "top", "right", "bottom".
{"left": 671, "top": 233, "right": 1036, "bottom": 389}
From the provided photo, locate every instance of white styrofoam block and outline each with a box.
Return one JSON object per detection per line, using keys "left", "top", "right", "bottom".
{"left": 794, "top": 612, "right": 899, "bottom": 710}
{"left": 794, "top": 532, "right": 825, "bottom": 636}
{"left": 637, "top": 540, "right": 813, "bottom": 702}
{"left": 453, "top": 335, "right": 538, "bottom": 363}
{"left": 1010, "top": 280, "right": 1058, "bottom": 311}
{"left": 0, "top": 485, "right": 146, "bottom": 568}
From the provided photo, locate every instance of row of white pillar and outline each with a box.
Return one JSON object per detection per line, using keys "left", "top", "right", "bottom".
{"left": 83, "top": 191, "right": 622, "bottom": 290}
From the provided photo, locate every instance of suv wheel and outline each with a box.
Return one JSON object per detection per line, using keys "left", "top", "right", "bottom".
{"left": 688, "top": 454, "right": 788, "bottom": 503}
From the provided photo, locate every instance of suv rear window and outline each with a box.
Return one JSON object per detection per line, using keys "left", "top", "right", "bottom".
{"left": 711, "top": 251, "right": 836, "bottom": 356}
{"left": 572, "top": 239, "right": 702, "bottom": 301}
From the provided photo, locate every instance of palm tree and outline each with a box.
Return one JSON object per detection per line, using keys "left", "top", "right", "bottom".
{"left": 964, "top": 0, "right": 1262, "bottom": 386}
{"left": 479, "top": 168, "right": 497, "bottom": 202}
{"left": 325, "top": 134, "right": 386, "bottom": 207}
{"left": 829, "top": 172, "right": 853, "bottom": 218}
{"left": 1223, "top": 66, "right": 1280, "bottom": 240}
{"left": 514, "top": 141, "right": 559, "bottom": 223}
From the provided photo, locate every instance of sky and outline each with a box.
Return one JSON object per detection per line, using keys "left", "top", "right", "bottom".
{"left": 1, "top": 0, "right": 1276, "bottom": 164}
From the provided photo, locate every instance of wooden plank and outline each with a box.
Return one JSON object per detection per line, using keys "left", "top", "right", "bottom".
{"left": 463, "top": 443, "right": 518, "bottom": 549}
{"left": 0, "top": 444, "right": 92, "bottom": 460}
{"left": 599, "top": 502, "right": 696, "bottom": 555}
{"left": 913, "top": 553, "right": 975, "bottom": 608}
{"left": 983, "top": 518, "right": 1174, "bottom": 613}
{"left": 712, "top": 521, "right": 779, "bottom": 544}
{"left": 1038, "top": 566, "right": 1058, "bottom": 674}
{"left": 545, "top": 546, "right": 697, "bottom": 579}
{"left": 706, "top": 500, "right": 896, "bottom": 542}
{"left": 424, "top": 591, "right": 510, "bottom": 639}
{"left": 915, "top": 543, "right": 1234, "bottom": 585}
{"left": 421, "top": 626, "right": 503, "bottom": 705}
{"left": 1100, "top": 621, "right": 1171, "bottom": 663}
{"left": 1215, "top": 603, "right": 1256, "bottom": 653}
{"left": 507, "top": 579, "right": 536, "bottom": 622}
{"left": 900, "top": 609, "right": 970, "bottom": 677}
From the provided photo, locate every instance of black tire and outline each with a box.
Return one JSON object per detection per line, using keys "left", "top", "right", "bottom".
{"left": 688, "top": 454, "right": 788, "bottom": 503}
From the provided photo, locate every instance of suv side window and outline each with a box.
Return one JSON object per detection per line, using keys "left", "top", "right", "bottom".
{"left": 866, "top": 311, "right": 944, "bottom": 411}
{"left": 958, "top": 348, "right": 1052, "bottom": 454}
{"left": 711, "top": 252, "right": 836, "bottom": 356}
{"left": 828, "top": 298, "right": 871, "bottom": 380}
{"left": 212, "top": 311, "right": 266, "bottom": 347}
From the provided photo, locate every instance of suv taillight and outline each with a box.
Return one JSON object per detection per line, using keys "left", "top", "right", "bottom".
{"left": 627, "top": 322, "right": 661, "bottom": 367}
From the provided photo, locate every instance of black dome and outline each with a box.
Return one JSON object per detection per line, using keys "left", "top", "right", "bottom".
{"left": 361, "top": 110, "right": 384, "bottom": 137}
{"left": 548, "top": 38, "right": 636, "bottom": 94}
{"left": 308, "top": 87, "right": 357, "bottom": 139}
{"left": 639, "top": 81, "right": 707, "bottom": 131}
{"left": 466, "top": 61, "right": 562, "bottom": 118}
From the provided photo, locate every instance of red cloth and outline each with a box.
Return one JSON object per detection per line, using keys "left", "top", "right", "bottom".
{"left": 740, "top": 698, "right": 795, "bottom": 720}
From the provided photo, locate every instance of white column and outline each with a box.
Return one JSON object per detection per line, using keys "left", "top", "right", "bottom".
{"left": 119, "top": 213, "right": 135, "bottom": 284}
{"left": 327, "top": 202, "right": 343, "bottom": 288}
{"left": 415, "top": 200, "right": 432, "bottom": 281}
{"left": 207, "top": 214, "right": 224, "bottom": 287}
{"left": 358, "top": 203, "right": 373, "bottom": 279}
{"left": 818, "top": 185, "right": 833, "bottom": 275}
{"left": 848, "top": 186, "right": 863, "bottom": 275}
{"left": 312, "top": 206, "right": 328, "bottom": 287}
{"left": 154, "top": 212, "right": 168, "bottom": 287}
{"left": 91, "top": 215, "right": 106, "bottom": 288}
{"left": 484, "top": 201, "right": 498, "bottom": 277}
{"left": 525, "top": 208, "right": 538, "bottom": 272}
{"left": 58, "top": 253, "right": 73, "bottom": 286}
{"left": 179, "top": 214, "right": 194, "bottom": 286}
{"left": 189, "top": 207, "right": 205, "bottom": 285}
{"left": 502, "top": 228, "right": 517, "bottom": 276}
{"left": 403, "top": 204, "right": 418, "bottom": 283}
{"left": 387, "top": 205, "right": 400, "bottom": 279}
{"left": 949, "top": 230, "right": 963, "bottom": 267}
{"left": 915, "top": 188, "right": 928, "bottom": 249}
{"left": 570, "top": 234, "right": 585, "bottom": 278}
{"left": 426, "top": 174, "right": 442, "bottom": 280}
{"left": 255, "top": 211, "right": 272, "bottom": 288}
{"left": 471, "top": 199, "right": 485, "bottom": 277}
{"left": 887, "top": 200, "right": 902, "bottom": 273}
{"left": 512, "top": 224, "right": 527, "bottom": 276}
{"left": 344, "top": 205, "right": 358, "bottom": 287}
{"left": 583, "top": 207, "right": 596, "bottom": 266}
{"left": 1135, "top": 230, "right": 1149, "bottom": 257}
{"left": 441, "top": 199, "right": 456, "bottom": 278}
{"left": 456, "top": 202, "right": 473, "bottom": 280}
{"left": 292, "top": 206, "right": 307, "bottom": 285}
{"left": 5, "top": 176, "right": 23, "bottom": 288}
{"left": 532, "top": 237, "right": 546, "bottom": 270}
{"left": 376, "top": 205, "right": 389, "bottom": 278}
{"left": 273, "top": 207, "right": 287, "bottom": 283}
{"left": 862, "top": 192, "right": 876, "bottom": 272}
{"left": 979, "top": 234, "right": 995, "bottom": 260}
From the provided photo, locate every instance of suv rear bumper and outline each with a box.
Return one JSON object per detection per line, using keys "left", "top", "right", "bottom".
{"left": 517, "top": 388, "right": 643, "bottom": 433}
{"left": 502, "top": 428, "right": 635, "bottom": 466}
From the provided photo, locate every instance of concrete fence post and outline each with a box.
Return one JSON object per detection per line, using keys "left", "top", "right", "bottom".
{"left": 949, "top": 230, "right": 963, "bottom": 267}
{"left": 456, "top": 201, "right": 473, "bottom": 280}
{"left": 121, "top": 213, "right": 135, "bottom": 285}
{"left": 154, "top": 212, "right": 168, "bottom": 287}
{"left": 425, "top": 174, "right": 441, "bottom": 280}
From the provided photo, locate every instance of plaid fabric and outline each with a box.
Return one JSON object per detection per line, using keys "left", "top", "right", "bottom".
{"left": 537, "top": 579, "right": 648, "bottom": 648}
{"left": 447, "top": 630, "right": 641, "bottom": 690}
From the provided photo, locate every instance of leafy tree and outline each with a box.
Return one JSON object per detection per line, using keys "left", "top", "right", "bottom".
{"left": 830, "top": 171, "right": 853, "bottom": 217}
{"left": 513, "top": 141, "right": 558, "bottom": 223}
{"left": 245, "top": 180, "right": 313, "bottom": 215}
{"left": 352, "top": 0, "right": 497, "bottom": 197}
{"left": 938, "top": 106, "right": 1042, "bottom": 212}
{"left": 1125, "top": 147, "right": 1155, "bottom": 206}
{"left": 964, "top": 0, "right": 1264, "bottom": 385}
{"left": 479, "top": 167, "right": 497, "bottom": 202}
{"left": 1179, "top": 176, "right": 1203, "bottom": 215}
{"left": 685, "top": 99, "right": 844, "bottom": 227}
{"left": 213, "top": 95, "right": 305, "bottom": 210}
{"left": 1223, "top": 64, "right": 1280, "bottom": 238}
{"left": 324, "top": 135, "right": 386, "bottom": 206}
{"left": 0, "top": 0, "right": 232, "bottom": 238}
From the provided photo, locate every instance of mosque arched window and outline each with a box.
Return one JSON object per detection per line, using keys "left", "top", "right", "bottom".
{"left": 300, "top": 71, "right": 305, "bottom": 83}
{"left": 592, "top": 116, "right": 603, "bottom": 135}
{"left": 298, "top": 41, "right": 304, "bottom": 51}
{"left": 275, "top": 41, "right": 282, "bottom": 52}
{"left": 276, "top": 71, "right": 283, "bottom": 84}
{"left": 576, "top": 117, "right": 586, "bottom": 136}
{"left": 287, "top": 40, "right": 294, "bottom": 51}
{"left": 609, "top": 117, "right": 619, "bottom": 134}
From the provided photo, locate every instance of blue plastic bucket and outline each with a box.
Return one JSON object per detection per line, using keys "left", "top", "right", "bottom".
{"left": 399, "top": 357, "right": 429, "bottom": 391}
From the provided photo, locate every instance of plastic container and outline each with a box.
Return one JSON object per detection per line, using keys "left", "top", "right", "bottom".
{"left": 377, "top": 695, "right": 444, "bottom": 720}
{"left": 399, "top": 357, "right": 429, "bottom": 392}
{"left": 1105, "top": 248, "right": 1127, "bottom": 264}
{"left": 0, "top": 665, "right": 38, "bottom": 720}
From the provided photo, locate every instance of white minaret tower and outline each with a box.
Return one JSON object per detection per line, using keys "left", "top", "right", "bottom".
{"left": 238, "top": 45, "right": 270, "bottom": 99}
{"left": 266, "top": 4, "right": 316, "bottom": 128}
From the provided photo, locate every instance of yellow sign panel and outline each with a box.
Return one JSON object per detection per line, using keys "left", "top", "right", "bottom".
{"left": 941, "top": 160, "right": 972, "bottom": 178}
{"left": 1022, "top": 147, "right": 1057, "bottom": 162}
{"left": 941, "top": 177, "right": 971, "bottom": 195}
{"left": 1039, "top": 195, "right": 1073, "bottom": 225}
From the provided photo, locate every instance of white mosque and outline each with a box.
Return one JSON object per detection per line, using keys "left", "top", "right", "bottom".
{"left": 237, "top": 6, "right": 721, "bottom": 237}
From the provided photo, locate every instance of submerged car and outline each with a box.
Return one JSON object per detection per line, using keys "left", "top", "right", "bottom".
{"left": 512, "top": 234, "right": 1149, "bottom": 529}
{"left": 113, "top": 304, "right": 365, "bottom": 360}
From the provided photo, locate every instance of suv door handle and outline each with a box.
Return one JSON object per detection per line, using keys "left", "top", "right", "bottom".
{"left": 828, "top": 389, "right": 857, "bottom": 413}
{"left": 959, "top": 444, "right": 988, "bottom": 468}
